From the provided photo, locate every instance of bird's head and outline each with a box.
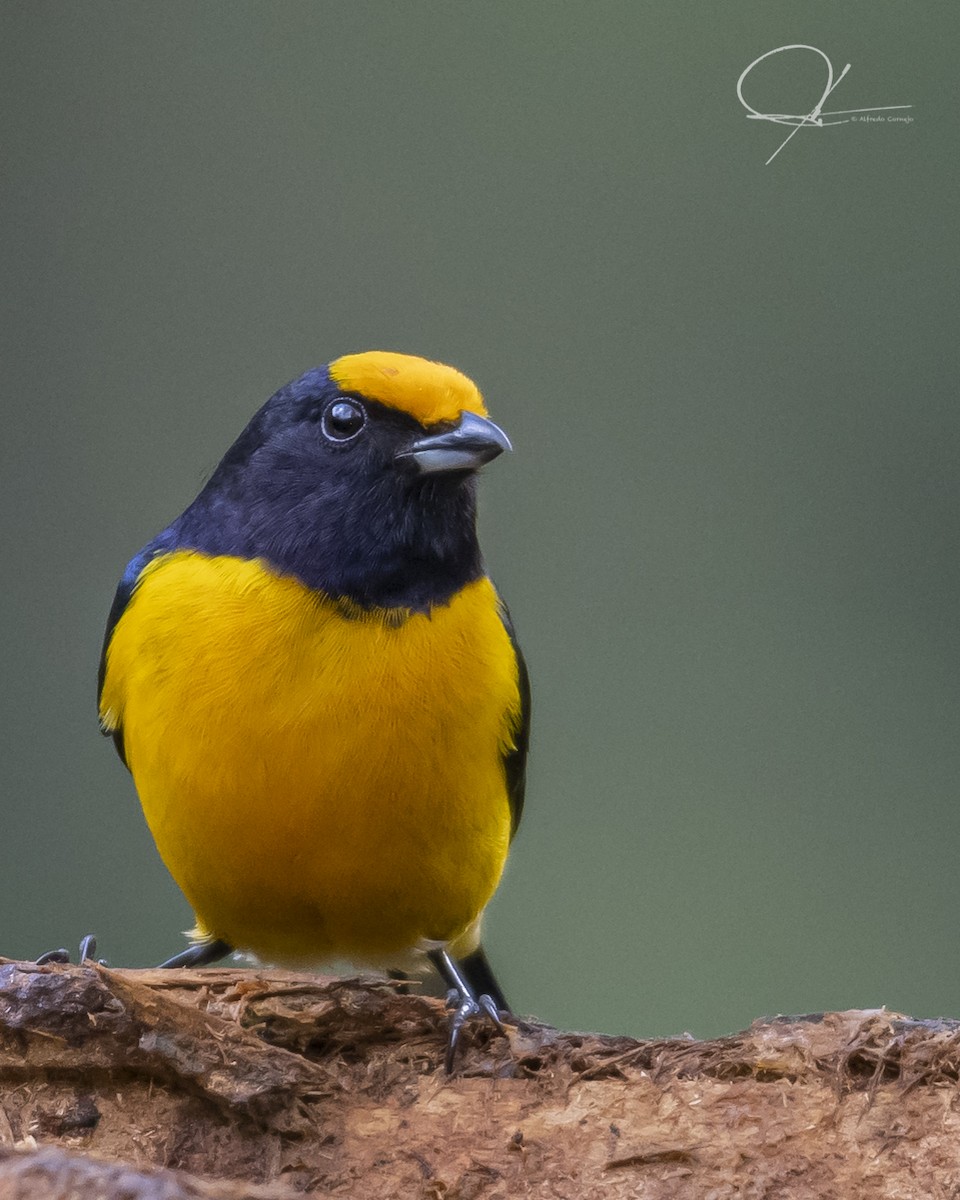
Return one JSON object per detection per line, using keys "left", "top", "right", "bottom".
{"left": 326, "top": 351, "right": 511, "bottom": 476}
{"left": 178, "top": 352, "right": 511, "bottom": 611}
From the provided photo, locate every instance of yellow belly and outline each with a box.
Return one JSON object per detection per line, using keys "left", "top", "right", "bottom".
{"left": 100, "top": 551, "right": 520, "bottom": 965}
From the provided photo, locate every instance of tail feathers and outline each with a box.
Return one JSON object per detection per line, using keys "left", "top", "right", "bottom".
{"left": 458, "top": 945, "right": 510, "bottom": 1014}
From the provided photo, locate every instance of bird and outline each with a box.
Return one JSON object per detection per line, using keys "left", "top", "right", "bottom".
{"left": 96, "top": 350, "right": 530, "bottom": 1069}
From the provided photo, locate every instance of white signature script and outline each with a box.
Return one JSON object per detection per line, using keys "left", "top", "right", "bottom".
{"left": 737, "top": 45, "right": 912, "bottom": 165}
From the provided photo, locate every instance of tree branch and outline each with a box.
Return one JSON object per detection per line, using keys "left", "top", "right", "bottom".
{"left": 1, "top": 959, "right": 959, "bottom": 1198}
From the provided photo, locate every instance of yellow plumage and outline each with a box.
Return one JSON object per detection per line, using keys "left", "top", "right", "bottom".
{"left": 100, "top": 549, "right": 521, "bottom": 967}
{"left": 329, "top": 351, "right": 487, "bottom": 426}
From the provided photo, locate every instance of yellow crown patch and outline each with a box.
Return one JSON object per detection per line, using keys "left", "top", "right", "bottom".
{"left": 329, "top": 351, "right": 486, "bottom": 427}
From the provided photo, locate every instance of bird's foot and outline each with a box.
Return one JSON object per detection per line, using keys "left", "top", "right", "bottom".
{"left": 430, "top": 947, "right": 506, "bottom": 1072}
{"left": 36, "top": 934, "right": 108, "bottom": 966}
{"left": 444, "top": 988, "right": 505, "bottom": 1072}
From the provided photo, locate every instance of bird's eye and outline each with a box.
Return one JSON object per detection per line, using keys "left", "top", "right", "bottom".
{"left": 321, "top": 399, "right": 366, "bottom": 443}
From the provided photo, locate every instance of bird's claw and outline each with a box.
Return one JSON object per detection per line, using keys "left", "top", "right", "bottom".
{"left": 478, "top": 992, "right": 505, "bottom": 1030}
{"left": 444, "top": 990, "right": 505, "bottom": 1073}
{"left": 78, "top": 934, "right": 99, "bottom": 962}
{"left": 427, "top": 946, "right": 508, "bottom": 1072}
{"left": 35, "top": 948, "right": 71, "bottom": 965}
{"left": 36, "top": 935, "right": 108, "bottom": 967}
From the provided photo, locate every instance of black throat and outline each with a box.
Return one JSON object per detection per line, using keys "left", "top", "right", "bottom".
{"left": 168, "top": 463, "right": 484, "bottom": 614}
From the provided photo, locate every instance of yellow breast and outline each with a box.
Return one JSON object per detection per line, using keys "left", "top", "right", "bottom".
{"left": 100, "top": 551, "right": 521, "bottom": 965}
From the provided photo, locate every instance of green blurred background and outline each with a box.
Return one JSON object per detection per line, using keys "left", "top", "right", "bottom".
{"left": 3, "top": 2, "right": 957, "bottom": 1039}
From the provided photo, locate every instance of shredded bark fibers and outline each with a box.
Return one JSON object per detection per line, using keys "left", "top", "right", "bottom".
{"left": 1, "top": 959, "right": 959, "bottom": 1198}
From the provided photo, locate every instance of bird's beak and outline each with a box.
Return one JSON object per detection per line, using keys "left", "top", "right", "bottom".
{"left": 400, "top": 411, "right": 512, "bottom": 475}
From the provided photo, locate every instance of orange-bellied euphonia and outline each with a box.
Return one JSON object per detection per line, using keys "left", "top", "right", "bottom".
{"left": 97, "top": 351, "right": 530, "bottom": 1067}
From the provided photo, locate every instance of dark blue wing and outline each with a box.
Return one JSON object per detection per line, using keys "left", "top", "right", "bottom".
{"left": 97, "top": 545, "right": 164, "bottom": 768}
{"left": 497, "top": 596, "right": 530, "bottom": 840}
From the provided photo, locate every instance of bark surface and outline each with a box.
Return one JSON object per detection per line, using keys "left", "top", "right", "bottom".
{"left": 1, "top": 959, "right": 958, "bottom": 1198}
